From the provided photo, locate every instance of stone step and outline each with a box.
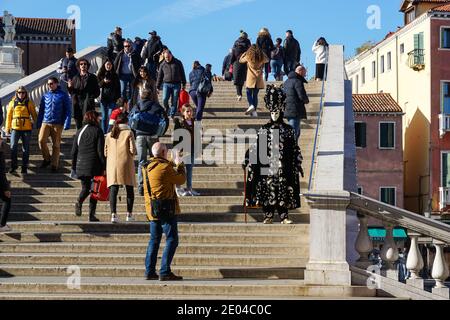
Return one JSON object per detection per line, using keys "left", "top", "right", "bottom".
{"left": 5, "top": 221, "right": 309, "bottom": 234}
{"left": 0, "top": 277, "right": 376, "bottom": 298}
{"left": 0, "top": 230, "right": 308, "bottom": 244}
{"left": 0, "top": 264, "right": 305, "bottom": 280}
{"left": 0, "top": 241, "right": 308, "bottom": 256}
{"left": 7, "top": 212, "right": 311, "bottom": 223}
{"left": 0, "top": 253, "right": 308, "bottom": 267}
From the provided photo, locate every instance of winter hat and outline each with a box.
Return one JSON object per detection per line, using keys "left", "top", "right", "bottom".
{"left": 264, "top": 84, "right": 286, "bottom": 112}
{"left": 240, "top": 30, "right": 248, "bottom": 39}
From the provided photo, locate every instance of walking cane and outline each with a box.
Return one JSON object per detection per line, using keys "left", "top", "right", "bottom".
{"left": 243, "top": 167, "right": 248, "bottom": 224}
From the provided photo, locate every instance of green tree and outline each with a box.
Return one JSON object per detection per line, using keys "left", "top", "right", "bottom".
{"left": 356, "top": 41, "right": 376, "bottom": 55}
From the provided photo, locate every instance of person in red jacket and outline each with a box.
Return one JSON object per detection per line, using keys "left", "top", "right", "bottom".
{"left": 108, "top": 98, "right": 129, "bottom": 132}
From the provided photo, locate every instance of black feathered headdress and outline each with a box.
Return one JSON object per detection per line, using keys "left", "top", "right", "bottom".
{"left": 264, "top": 84, "right": 286, "bottom": 112}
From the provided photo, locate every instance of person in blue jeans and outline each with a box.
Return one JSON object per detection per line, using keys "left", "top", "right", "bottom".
{"left": 97, "top": 59, "right": 121, "bottom": 133}
{"left": 270, "top": 38, "right": 285, "bottom": 81}
{"left": 189, "top": 62, "right": 213, "bottom": 122}
{"left": 156, "top": 51, "right": 186, "bottom": 119}
{"left": 283, "top": 65, "right": 309, "bottom": 143}
{"left": 143, "top": 142, "right": 186, "bottom": 281}
{"left": 114, "top": 40, "right": 140, "bottom": 101}
{"left": 5, "top": 87, "right": 38, "bottom": 174}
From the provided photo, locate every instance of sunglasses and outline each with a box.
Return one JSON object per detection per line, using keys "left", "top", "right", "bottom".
{"left": 47, "top": 82, "right": 56, "bottom": 86}
{"left": 124, "top": 45, "right": 131, "bottom": 48}
{"left": 17, "top": 91, "right": 26, "bottom": 94}
{"left": 79, "top": 63, "right": 88, "bottom": 66}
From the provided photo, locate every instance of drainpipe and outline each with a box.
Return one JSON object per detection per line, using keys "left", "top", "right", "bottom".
{"left": 26, "top": 36, "right": 30, "bottom": 76}
{"left": 395, "top": 36, "right": 399, "bottom": 102}
{"left": 376, "top": 48, "right": 379, "bottom": 93}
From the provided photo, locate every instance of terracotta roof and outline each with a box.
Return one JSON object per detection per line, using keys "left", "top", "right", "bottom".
{"left": 353, "top": 94, "right": 403, "bottom": 113}
{"left": 432, "top": 3, "right": 450, "bottom": 11}
{"left": 400, "top": 0, "right": 450, "bottom": 12}
{"left": 0, "top": 17, "right": 74, "bottom": 36}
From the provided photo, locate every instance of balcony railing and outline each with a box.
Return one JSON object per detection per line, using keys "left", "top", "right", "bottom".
{"left": 408, "top": 49, "right": 425, "bottom": 71}
{"left": 440, "top": 187, "right": 450, "bottom": 210}
{"left": 439, "top": 114, "right": 450, "bottom": 138}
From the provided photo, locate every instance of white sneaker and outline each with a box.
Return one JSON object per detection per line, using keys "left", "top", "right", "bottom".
{"left": 263, "top": 218, "right": 273, "bottom": 225}
{"left": 251, "top": 111, "right": 258, "bottom": 117}
{"left": 237, "top": 95, "right": 242, "bottom": 102}
{"left": 188, "top": 189, "right": 201, "bottom": 196}
{"left": 111, "top": 214, "right": 119, "bottom": 224}
{"left": 126, "top": 213, "right": 135, "bottom": 222}
{"left": 245, "top": 105, "right": 256, "bottom": 115}
{"left": 0, "top": 225, "right": 12, "bottom": 232}
{"left": 176, "top": 187, "right": 188, "bottom": 197}
{"left": 281, "top": 219, "right": 294, "bottom": 225}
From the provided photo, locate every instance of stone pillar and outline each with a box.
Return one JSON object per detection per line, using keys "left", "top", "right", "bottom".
{"left": 304, "top": 191, "right": 352, "bottom": 286}
{"left": 0, "top": 45, "right": 24, "bottom": 89}
{"left": 355, "top": 213, "right": 373, "bottom": 269}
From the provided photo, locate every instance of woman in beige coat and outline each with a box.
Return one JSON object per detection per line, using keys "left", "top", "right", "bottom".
{"left": 239, "top": 44, "right": 269, "bottom": 117}
{"left": 105, "top": 113, "right": 137, "bottom": 223}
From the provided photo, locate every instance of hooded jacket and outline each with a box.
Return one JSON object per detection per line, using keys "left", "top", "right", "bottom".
{"left": 256, "top": 33, "right": 274, "bottom": 59}
{"left": 143, "top": 157, "right": 186, "bottom": 221}
{"left": 71, "top": 124, "right": 106, "bottom": 177}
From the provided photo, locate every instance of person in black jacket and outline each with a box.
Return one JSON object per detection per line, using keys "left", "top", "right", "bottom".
{"left": 271, "top": 38, "right": 285, "bottom": 81}
{"left": 231, "top": 31, "right": 251, "bottom": 101}
{"left": 283, "top": 30, "right": 301, "bottom": 75}
{"left": 141, "top": 31, "right": 164, "bottom": 81}
{"left": 222, "top": 49, "right": 233, "bottom": 81}
{"left": 72, "top": 111, "right": 106, "bottom": 222}
{"left": 156, "top": 50, "right": 186, "bottom": 119}
{"left": 68, "top": 58, "right": 101, "bottom": 129}
{"left": 0, "top": 135, "right": 11, "bottom": 232}
{"left": 115, "top": 40, "right": 142, "bottom": 102}
{"left": 107, "top": 27, "right": 124, "bottom": 61}
{"left": 256, "top": 28, "right": 274, "bottom": 82}
{"left": 97, "top": 59, "right": 121, "bottom": 133}
{"left": 56, "top": 47, "right": 78, "bottom": 92}
{"left": 283, "top": 65, "right": 309, "bottom": 142}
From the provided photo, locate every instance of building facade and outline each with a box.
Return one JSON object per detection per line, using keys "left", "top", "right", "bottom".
{"left": 0, "top": 16, "right": 76, "bottom": 75}
{"left": 353, "top": 93, "right": 404, "bottom": 209}
{"left": 346, "top": 0, "right": 450, "bottom": 215}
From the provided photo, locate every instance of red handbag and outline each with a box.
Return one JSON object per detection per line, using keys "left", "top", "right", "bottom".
{"left": 91, "top": 175, "right": 110, "bottom": 202}
{"left": 178, "top": 89, "right": 190, "bottom": 112}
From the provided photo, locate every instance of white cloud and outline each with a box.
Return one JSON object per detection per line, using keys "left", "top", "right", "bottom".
{"left": 125, "top": 0, "right": 256, "bottom": 28}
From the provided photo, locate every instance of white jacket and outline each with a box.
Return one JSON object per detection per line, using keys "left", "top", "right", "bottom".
{"left": 312, "top": 41, "right": 328, "bottom": 64}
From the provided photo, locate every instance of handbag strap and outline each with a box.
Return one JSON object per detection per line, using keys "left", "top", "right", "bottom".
{"left": 77, "top": 125, "right": 89, "bottom": 146}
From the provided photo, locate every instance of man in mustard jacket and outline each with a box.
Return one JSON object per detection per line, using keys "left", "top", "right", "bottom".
{"left": 143, "top": 142, "right": 186, "bottom": 281}
{"left": 5, "top": 87, "right": 38, "bottom": 174}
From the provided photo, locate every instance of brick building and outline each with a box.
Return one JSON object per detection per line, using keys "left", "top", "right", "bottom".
{"left": 0, "top": 17, "right": 76, "bottom": 75}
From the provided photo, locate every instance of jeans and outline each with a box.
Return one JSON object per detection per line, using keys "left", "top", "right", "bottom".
{"left": 146, "top": 60, "right": 158, "bottom": 81}
{"left": 189, "top": 91, "right": 207, "bottom": 121}
{"left": 264, "top": 62, "right": 270, "bottom": 81}
{"left": 246, "top": 88, "right": 260, "bottom": 109}
{"left": 109, "top": 185, "right": 134, "bottom": 213}
{"left": 287, "top": 117, "right": 301, "bottom": 142}
{"left": 271, "top": 59, "right": 283, "bottom": 80}
{"left": 184, "top": 152, "right": 195, "bottom": 190}
{"left": 136, "top": 135, "right": 158, "bottom": 191}
{"left": 119, "top": 74, "right": 134, "bottom": 101}
{"left": 10, "top": 130, "right": 31, "bottom": 169}
{"left": 38, "top": 123, "right": 63, "bottom": 168}
{"left": 0, "top": 193, "right": 12, "bottom": 227}
{"left": 162, "top": 83, "right": 181, "bottom": 118}
{"left": 145, "top": 217, "right": 179, "bottom": 276}
{"left": 100, "top": 102, "right": 116, "bottom": 134}
{"left": 284, "top": 60, "right": 298, "bottom": 75}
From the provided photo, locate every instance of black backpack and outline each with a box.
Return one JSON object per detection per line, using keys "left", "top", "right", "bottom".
{"left": 197, "top": 71, "right": 212, "bottom": 95}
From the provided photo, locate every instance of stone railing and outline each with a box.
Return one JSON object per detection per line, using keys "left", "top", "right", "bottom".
{"left": 350, "top": 193, "right": 450, "bottom": 300}
{"left": 304, "top": 44, "right": 449, "bottom": 300}
{"left": 0, "top": 46, "right": 105, "bottom": 112}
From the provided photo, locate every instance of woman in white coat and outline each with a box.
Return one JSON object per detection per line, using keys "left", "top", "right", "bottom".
{"left": 312, "top": 37, "right": 329, "bottom": 81}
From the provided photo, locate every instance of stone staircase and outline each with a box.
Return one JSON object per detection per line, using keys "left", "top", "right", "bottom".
{"left": 0, "top": 82, "right": 379, "bottom": 299}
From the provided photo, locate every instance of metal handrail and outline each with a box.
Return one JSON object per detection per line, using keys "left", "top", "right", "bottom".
{"left": 307, "top": 52, "right": 329, "bottom": 191}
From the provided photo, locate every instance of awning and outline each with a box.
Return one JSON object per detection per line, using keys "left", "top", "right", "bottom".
{"left": 368, "top": 227, "right": 408, "bottom": 241}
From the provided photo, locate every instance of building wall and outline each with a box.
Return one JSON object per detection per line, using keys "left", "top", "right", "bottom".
{"left": 355, "top": 113, "right": 404, "bottom": 208}
{"left": 16, "top": 42, "right": 71, "bottom": 75}
{"left": 347, "top": 14, "right": 433, "bottom": 213}
{"left": 430, "top": 17, "right": 450, "bottom": 211}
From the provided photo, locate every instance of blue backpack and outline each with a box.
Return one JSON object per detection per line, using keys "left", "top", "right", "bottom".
{"left": 129, "top": 102, "right": 169, "bottom": 137}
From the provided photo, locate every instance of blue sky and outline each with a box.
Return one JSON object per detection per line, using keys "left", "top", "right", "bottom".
{"left": 1, "top": 0, "right": 404, "bottom": 79}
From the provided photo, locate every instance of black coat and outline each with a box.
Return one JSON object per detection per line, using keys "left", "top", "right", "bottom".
{"left": 256, "top": 35, "right": 274, "bottom": 60}
{"left": 243, "top": 118, "right": 303, "bottom": 209}
{"left": 284, "top": 36, "right": 301, "bottom": 62}
{"left": 156, "top": 58, "right": 186, "bottom": 89}
{"left": 114, "top": 50, "right": 141, "bottom": 78}
{"left": 98, "top": 70, "right": 121, "bottom": 104}
{"left": 231, "top": 37, "right": 251, "bottom": 86}
{"left": 283, "top": 72, "right": 309, "bottom": 119}
{"left": 142, "top": 36, "right": 163, "bottom": 63}
{"left": 68, "top": 73, "right": 100, "bottom": 117}
{"left": 135, "top": 99, "right": 167, "bottom": 137}
{"left": 71, "top": 124, "right": 106, "bottom": 178}
{"left": 0, "top": 141, "right": 10, "bottom": 192}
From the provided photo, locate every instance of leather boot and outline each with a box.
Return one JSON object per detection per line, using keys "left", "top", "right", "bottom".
{"left": 88, "top": 198, "right": 99, "bottom": 222}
